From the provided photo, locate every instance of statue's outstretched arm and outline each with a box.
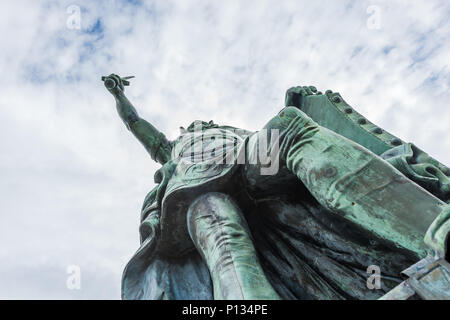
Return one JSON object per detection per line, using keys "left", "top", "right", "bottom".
{"left": 103, "top": 74, "right": 171, "bottom": 165}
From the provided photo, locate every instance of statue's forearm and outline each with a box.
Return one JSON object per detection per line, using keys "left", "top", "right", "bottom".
{"left": 112, "top": 90, "right": 172, "bottom": 164}
{"left": 113, "top": 90, "right": 140, "bottom": 128}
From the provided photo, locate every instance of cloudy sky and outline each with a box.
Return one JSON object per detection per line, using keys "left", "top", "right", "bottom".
{"left": 0, "top": 0, "right": 448, "bottom": 299}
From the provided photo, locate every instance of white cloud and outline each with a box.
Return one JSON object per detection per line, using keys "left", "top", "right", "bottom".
{"left": 0, "top": 0, "right": 448, "bottom": 299}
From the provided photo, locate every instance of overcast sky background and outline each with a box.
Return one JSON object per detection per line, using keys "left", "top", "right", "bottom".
{"left": 0, "top": 0, "right": 448, "bottom": 299}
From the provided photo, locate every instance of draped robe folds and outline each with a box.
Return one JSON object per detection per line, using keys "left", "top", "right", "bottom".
{"left": 121, "top": 111, "right": 449, "bottom": 300}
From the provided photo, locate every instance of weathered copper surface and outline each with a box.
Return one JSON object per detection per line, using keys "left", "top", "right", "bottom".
{"left": 103, "top": 76, "right": 450, "bottom": 300}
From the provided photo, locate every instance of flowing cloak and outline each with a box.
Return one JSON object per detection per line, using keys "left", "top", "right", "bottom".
{"left": 121, "top": 123, "right": 448, "bottom": 300}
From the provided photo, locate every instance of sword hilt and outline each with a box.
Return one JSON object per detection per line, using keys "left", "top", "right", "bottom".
{"left": 101, "top": 75, "right": 135, "bottom": 89}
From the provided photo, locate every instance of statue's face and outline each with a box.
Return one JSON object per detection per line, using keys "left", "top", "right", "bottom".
{"left": 186, "top": 120, "right": 219, "bottom": 132}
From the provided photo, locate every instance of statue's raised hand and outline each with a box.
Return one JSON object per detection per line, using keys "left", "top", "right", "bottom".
{"left": 285, "top": 85, "right": 320, "bottom": 107}
{"left": 102, "top": 74, "right": 135, "bottom": 96}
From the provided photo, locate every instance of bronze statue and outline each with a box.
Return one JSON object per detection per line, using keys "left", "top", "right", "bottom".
{"left": 103, "top": 74, "right": 449, "bottom": 300}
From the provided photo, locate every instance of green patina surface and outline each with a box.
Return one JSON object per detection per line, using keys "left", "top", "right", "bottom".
{"left": 103, "top": 75, "right": 450, "bottom": 300}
